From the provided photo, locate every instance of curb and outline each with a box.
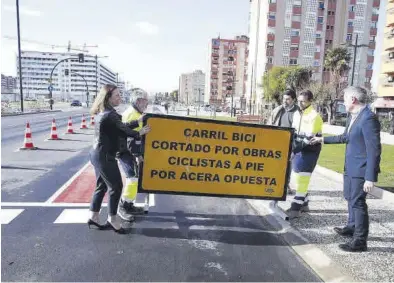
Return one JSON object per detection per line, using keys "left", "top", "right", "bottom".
{"left": 246, "top": 199, "right": 355, "bottom": 282}
{"left": 315, "top": 165, "right": 394, "bottom": 204}
{"left": 1, "top": 110, "right": 62, "bottom": 117}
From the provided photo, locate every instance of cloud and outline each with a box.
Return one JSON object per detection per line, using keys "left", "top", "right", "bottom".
{"left": 3, "top": 5, "right": 41, "bottom": 17}
{"left": 135, "top": 21, "right": 159, "bottom": 35}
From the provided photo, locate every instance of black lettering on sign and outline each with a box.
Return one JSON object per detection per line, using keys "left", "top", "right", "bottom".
{"left": 150, "top": 170, "right": 176, "bottom": 179}
{"left": 223, "top": 175, "right": 276, "bottom": 186}
{"left": 234, "top": 161, "right": 242, "bottom": 170}
{"left": 167, "top": 157, "right": 231, "bottom": 169}
{"left": 245, "top": 162, "right": 264, "bottom": 172}
{"left": 232, "top": 132, "right": 256, "bottom": 143}
{"left": 184, "top": 128, "right": 228, "bottom": 140}
{"left": 151, "top": 141, "right": 211, "bottom": 153}
{"left": 214, "top": 145, "right": 239, "bottom": 155}
{"left": 180, "top": 172, "right": 220, "bottom": 182}
{"left": 242, "top": 148, "right": 282, "bottom": 159}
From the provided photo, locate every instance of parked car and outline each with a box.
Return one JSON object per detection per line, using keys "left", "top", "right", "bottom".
{"left": 70, "top": 100, "right": 82, "bottom": 107}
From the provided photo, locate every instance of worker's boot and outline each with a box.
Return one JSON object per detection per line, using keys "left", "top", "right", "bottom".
{"left": 118, "top": 200, "right": 144, "bottom": 222}
{"left": 301, "top": 202, "right": 310, "bottom": 213}
{"left": 286, "top": 208, "right": 302, "bottom": 219}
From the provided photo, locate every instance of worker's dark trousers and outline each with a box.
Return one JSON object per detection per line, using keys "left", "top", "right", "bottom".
{"left": 89, "top": 149, "right": 123, "bottom": 216}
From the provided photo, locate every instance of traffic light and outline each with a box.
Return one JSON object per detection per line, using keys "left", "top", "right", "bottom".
{"left": 78, "top": 53, "right": 84, "bottom": 63}
{"left": 65, "top": 69, "right": 69, "bottom": 76}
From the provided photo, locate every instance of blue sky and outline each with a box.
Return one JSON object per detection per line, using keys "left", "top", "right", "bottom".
{"left": 0, "top": 0, "right": 386, "bottom": 93}
{"left": 1, "top": 0, "right": 249, "bottom": 92}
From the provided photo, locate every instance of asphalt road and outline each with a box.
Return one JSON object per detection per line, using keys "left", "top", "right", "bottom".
{"left": 1, "top": 105, "right": 322, "bottom": 282}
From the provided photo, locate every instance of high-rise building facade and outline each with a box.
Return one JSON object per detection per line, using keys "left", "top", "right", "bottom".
{"left": 205, "top": 36, "right": 249, "bottom": 107}
{"left": 375, "top": 0, "right": 394, "bottom": 113}
{"left": 247, "top": 0, "right": 380, "bottom": 114}
{"left": 1, "top": 74, "right": 17, "bottom": 93}
{"left": 179, "top": 70, "right": 205, "bottom": 105}
{"left": 16, "top": 51, "right": 117, "bottom": 102}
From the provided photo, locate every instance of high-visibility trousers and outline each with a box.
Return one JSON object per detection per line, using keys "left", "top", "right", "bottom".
{"left": 290, "top": 150, "right": 320, "bottom": 211}
{"left": 118, "top": 151, "right": 139, "bottom": 202}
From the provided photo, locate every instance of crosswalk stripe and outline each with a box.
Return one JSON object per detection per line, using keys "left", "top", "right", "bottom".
{"left": 1, "top": 209, "right": 24, "bottom": 224}
{"left": 54, "top": 209, "right": 90, "bottom": 224}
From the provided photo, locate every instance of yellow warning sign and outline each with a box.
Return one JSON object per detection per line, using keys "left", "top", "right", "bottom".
{"left": 139, "top": 114, "right": 294, "bottom": 200}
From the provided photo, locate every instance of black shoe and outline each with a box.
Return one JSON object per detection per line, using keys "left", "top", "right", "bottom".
{"left": 103, "top": 221, "right": 127, "bottom": 234}
{"left": 339, "top": 240, "right": 367, "bottom": 252}
{"left": 334, "top": 226, "right": 354, "bottom": 237}
{"left": 87, "top": 219, "right": 104, "bottom": 230}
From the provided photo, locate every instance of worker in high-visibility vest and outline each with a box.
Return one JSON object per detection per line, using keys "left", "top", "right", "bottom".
{"left": 287, "top": 90, "right": 323, "bottom": 219}
{"left": 117, "top": 91, "right": 149, "bottom": 222}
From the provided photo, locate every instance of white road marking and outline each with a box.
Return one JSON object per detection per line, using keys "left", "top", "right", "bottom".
{"left": 45, "top": 162, "right": 91, "bottom": 203}
{"left": 1, "top": 209, "right": 24, "bottom": 224}
{"left": 54, "top": 209, "right": 91, "bottom": 224}
{"left": 1, "top": 202, "right": 99, "bottom": 207}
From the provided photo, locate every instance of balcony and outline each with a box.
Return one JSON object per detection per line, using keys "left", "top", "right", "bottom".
{"left": 381, "top": 59, "right": 394, "bottom": 74}
{"left": 327, "top": 1, "right": 336, "bottom": 9}
{"left": 367, "top": 56, "right": 374, "bottom": 63}
{"left": 349, "top": 11, "right": 355, "bottom": 19}
{"left": 318, "top": 9, "right": 325, "bottom": 17}
{"left": 364, "top": 82, "right": 372, "bottom": 89}
{"left": 348, "top": 26, "right": 354, "bottom": 33}
{"left": 268, "top": 19, "right": 276, "bottom": 27}
{"left": 290, "top": 50, "right": 299, "bottom": 57}
{"left": 212, "top": 53, "right": 219, "bottom": 57}
{"left": 315, "top": 52, "right": 321, "bottom": 59}
{"left": 326, "top": 30, "right": 334, "bottom": 40}
{"left": 372, "top": 14, "right": 379, "bottom": 22}
{"left": 293, "top": 6, "right": 302, "bottom": 15}
{"left": 266, "top": 63, "right": 273, "bottom": 71}
{"left": 327, "top": 16, "right": 335, "bottom": 25}
{"left": 350, "top": 0, "right": 356, "bottom": 4}
{"left": 317, "top": 24, "right": 323, "bottom": 31}
{"left": 291, "top": 36, "right": 300, "bottom": 44}
{"left": 291, "top": 21, "right": 301, "bottom": 29}
{"left": 370, "top": 28, "right": 377, "bottom": 36}
{"left": 369, "top": 41, "right": 376, "bottom": 49}
{"left": 366, "top": 70, "right": 373, "bottom": 77}
{"left": 269, "top": 3, "right": 276, "bottom": 12}
{"left": 267, "top": 33, "right": 275, "bottom": 42}
{"left": 373, "top": 0, "right": 380, "bottom": 8}
{"left": 316, "top": 38, "right": 322, "bottom": 45}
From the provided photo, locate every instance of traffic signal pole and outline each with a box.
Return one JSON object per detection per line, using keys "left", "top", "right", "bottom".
{"left": 48, "top": 53, "right": 84, "bottom": 110}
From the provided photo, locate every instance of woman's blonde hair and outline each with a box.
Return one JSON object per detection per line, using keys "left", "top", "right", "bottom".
{"left": 90, "top": 84, "right": 117, "bottom": 116}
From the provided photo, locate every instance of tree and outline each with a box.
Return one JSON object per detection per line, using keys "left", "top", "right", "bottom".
{"left": 261, "top": 66, "right": 312, "bottom": 105}
{"left": 324, "top": 47, "right": 351, "bottom": 98}
{"left": 322, "top": 47, "right": 351, "bottom": 123}
{"left": 170, "top": 89, "right": 179, "bottom": 102}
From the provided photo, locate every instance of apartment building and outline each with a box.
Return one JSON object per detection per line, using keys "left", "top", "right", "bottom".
{"left": 1, "top": 74, "right": 17, "bottom": 92}
{"left": 246, "top": 0, "right": 380, "bottom": 115}
{"left": 375, "top": 0, "right": 394, "bottom": 113}
{"left": 179, "top": 70, "right": 205, "bottom": 105}
{"left": 16, "top": 50, "right": 117, "bottom": 102}
{"left": 204, "top": 35, "right": 249, "bottom": 108}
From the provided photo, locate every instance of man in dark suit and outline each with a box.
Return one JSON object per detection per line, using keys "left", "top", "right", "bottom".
{"left": 310, "top": 86, "right": 381, "bottom": 252}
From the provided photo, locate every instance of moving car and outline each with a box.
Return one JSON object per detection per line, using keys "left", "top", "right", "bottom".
{"left": 70, "top": 100, "right": 82, "bottom": 107}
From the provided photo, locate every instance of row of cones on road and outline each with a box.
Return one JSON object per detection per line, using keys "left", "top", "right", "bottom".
{"left": 20, "top": 114, "right": 95, "bottom": 150}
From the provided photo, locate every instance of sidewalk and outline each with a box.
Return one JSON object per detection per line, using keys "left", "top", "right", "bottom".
{"left": 269, "top": 170, "right": 394, "bottom": 282}
{"left": 323, "top": 123, "right": 394, "bottom": 145}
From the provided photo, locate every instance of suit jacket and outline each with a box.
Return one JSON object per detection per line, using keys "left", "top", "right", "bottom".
{"left": 324, "top": 106, "right": 382, "bottom": 182}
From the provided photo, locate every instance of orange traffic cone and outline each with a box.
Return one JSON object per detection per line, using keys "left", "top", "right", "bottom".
{"left": 65, "top": 117, "right": 74, "bottom": 134}
{"left": 47, "top": 118, "right": 61, "bottom": 140}
{"left": 19, "top": 122, "right": 38, "bottom": 150}
{"left": 80, "top": 114, "right": 88, "bottom": 129}
{"left": 90, "top": 115, "right": 95, "bottom": 126}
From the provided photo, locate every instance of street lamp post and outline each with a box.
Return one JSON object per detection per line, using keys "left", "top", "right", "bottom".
{"left": 16, "top": 0, "right": 24, "bottom": 112}
{"left": 342, "top": 34, "right": 368, "bottom": 86}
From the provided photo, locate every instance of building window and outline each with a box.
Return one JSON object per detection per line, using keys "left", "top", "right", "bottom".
{"left": 268, "top": 12, "right": 276, "bottom": 20}
{"left": 289, "top": 59, "right": 298, "bottom": 65}
{"left": 316, "top": 33, "right": 322, "bottom": 38}
{"left": 290, "top": 45, "right": 299, "bottom": 51}
{"left": 269, "top": 0, "right": 276, "bottom": 3}
{"left": 346, "top": 33, "right": 353, "bottom": 41}
{"left": 317, "top": 17, "right": 324, "bottom": 24}
{"left": 348, "top": 21, "right": 353, "bottom": 27}
{"left": 267, "top": 57, "right": 273, "bottom": 64}
{"left": 291, "top": 30, "right": 300, "bottom": 36}
{"left": 349, "top": 5, "right": 355, "bottom": 12}
{"left": 294, "top": 0, "right": 302, "bottom": 5}
{"left": 318, "top": 2, "right": 324, "bottom": 9}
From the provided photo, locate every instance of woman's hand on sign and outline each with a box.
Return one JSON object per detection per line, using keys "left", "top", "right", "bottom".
{"left": 139, "top": 125, "right": 151, "bottom": 136}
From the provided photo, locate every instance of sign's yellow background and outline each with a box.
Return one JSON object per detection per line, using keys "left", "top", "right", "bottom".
{"left": 141, "top": 116, "right": 292, "bottom": 199}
